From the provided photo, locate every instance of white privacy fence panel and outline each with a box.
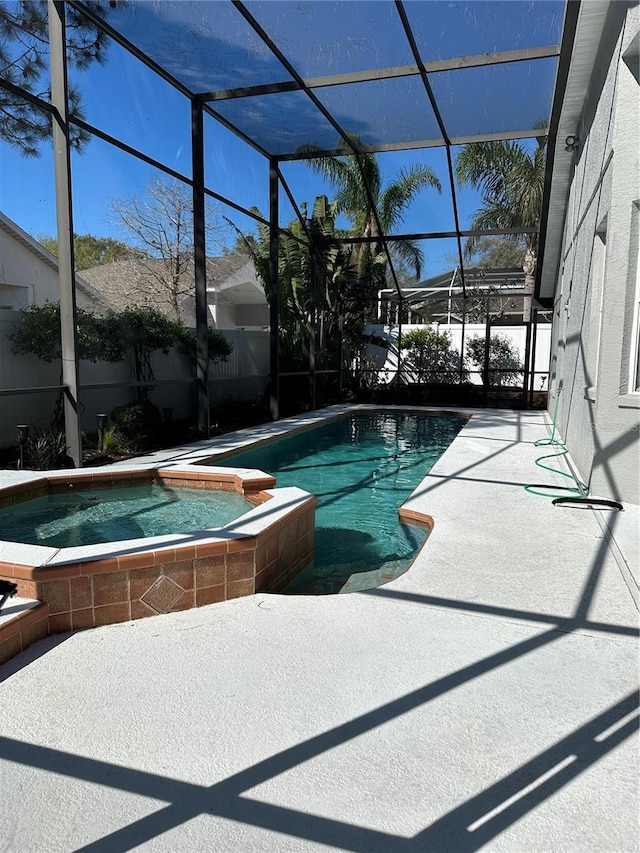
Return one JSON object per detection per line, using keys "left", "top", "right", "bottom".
{"left": 209, "top": 330, "right": 269, "bottom": 380}
{"left": 208, "top": 329, "right": 270, "bottom": 404}
{"left": 363, "top": 323, "right": 552, "bottom": 386}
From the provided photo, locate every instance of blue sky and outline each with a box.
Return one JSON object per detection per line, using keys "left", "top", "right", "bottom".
{"left": 0, "top": 0, "right": 561, "bottom": 279}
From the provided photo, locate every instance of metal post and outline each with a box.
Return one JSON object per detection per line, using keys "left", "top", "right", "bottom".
{"left": 529, "top": 308, "right": 539, "bottom": 408}
{"left": 96, "top": 413, "right": 108, "bottom": 453}
{"left": 269, "top": 159, "right": 279, "bottom": 420}
{"left": 396, "top": 296, "right": 403, "bottom": 397}
{"left": 191, "top": 100, "right": 209, "bottom": 437}
{"left": 338, "top": 303, "right": 344, "bottom": 400}
{"left": 482, "top": 301, "right": 491, "bottom": 407}
{"left": 16, "top": 424, "right": 30, "bottom": 469}
{"left": 48, "top": 1, "right": 81, "bottom": 467}
{"left": 309, "top": 250, "right": 317, "bottom": 410}
{"left": 459, "top": 297, "right": 467, "bottom": 385}
{"left": 522, "top": 309, "right": 535, "bottom": 409}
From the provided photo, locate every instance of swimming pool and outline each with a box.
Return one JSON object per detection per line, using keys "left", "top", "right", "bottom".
{"left": 206, "top": 411, "right": 466, "bottom": 594}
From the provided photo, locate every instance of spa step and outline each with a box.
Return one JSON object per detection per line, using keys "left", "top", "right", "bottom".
{"left": 0, "top": 598, "right": 50, "bottom": 666}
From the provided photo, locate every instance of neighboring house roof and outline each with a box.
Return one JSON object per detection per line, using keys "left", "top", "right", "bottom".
{"left": 80, "top": 253, "right": 263, "bottom": 324}
{"left": 80, "top": 257, "right": 175, "bottom": 314}
{"left": 0, "top": 211, "right": 116, "bottom": 313}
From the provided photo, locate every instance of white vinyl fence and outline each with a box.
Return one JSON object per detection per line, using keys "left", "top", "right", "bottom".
{"left": 363, "top": 322, "right": 552, "bottom": 386}
{"left": 0, "top": 310, "right": 269, "bottom": 447}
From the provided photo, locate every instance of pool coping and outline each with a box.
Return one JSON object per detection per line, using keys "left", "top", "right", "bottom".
{"left": 0, "top": 463, "right": 308, "bottom": 572}
{"left": 131, "top": 403, "right": 473, "bottom": 470}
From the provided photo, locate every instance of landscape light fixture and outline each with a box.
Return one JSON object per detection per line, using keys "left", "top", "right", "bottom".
{"left": 16, "top": 424, "right": 30, "bottom": 469}
{"left": 96, "top": 413, "right": 108, "bottom": 452}
{"left": 564, "top": 134, "right": 579, "bottom": 152}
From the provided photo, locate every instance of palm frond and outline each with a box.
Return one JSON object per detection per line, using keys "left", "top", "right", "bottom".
{"left": 389, "top": 239, "right": 425, "bottom": 280}
{"left": 380, "top": 165, "right": 441, "bottom": 232}
{"left": 457, "top": 137, "right": 547, "bottom": 258}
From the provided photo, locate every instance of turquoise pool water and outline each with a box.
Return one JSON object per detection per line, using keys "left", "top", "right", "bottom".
{"left": 0, "top": 485, "right": 253, "bottom": 548}
{"left": 209, "top": 411, "right": 466, "bottom": 594}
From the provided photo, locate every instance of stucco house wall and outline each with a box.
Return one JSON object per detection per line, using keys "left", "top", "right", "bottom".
{"left": 0, "top": 212, "right": 108, "bottom": 313}
{"left": 549, "top": 2, "right": 639, "bottom": 503}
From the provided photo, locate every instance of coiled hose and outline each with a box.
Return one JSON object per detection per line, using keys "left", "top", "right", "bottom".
{"left": 525, "top": 390, "right": 589, "bottom": 499}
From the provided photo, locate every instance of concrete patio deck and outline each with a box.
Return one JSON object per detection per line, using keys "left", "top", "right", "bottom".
{"left": 0, "top": 407, "right": 638, "bottom": 852}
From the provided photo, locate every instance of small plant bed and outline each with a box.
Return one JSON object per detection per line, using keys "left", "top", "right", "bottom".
{"left": 1, "top": 410, "right": 275, "bottom": 472}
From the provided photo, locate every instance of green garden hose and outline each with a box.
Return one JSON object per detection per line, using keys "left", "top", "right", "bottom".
{"left": 524, "top": 390, "right": 589, "bottom": 500}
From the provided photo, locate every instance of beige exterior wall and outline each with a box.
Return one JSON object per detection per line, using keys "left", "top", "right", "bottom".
{"left": 549, "top": 3, "right": 640, "bottom": 503}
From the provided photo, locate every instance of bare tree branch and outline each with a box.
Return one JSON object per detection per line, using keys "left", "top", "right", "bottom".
{"left": 110, "top": 177, "right": 229, "bottom": 320}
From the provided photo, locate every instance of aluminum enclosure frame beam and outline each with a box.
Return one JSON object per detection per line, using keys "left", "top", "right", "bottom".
{"left": 276, "top": 128, "right": 551, "bottom": 161}
{"left": 320, "top": 227, "right": 539, "bottom": 245}
{"left": 395, "top": 0, "right": 467, "bottom": 297}
{"left": 49, "top": 0, "right": 82, "bottom": 467}
{"left": 535, "top": 0, "right": 582, "bottom": 308}
{"left": 69, "top": 1, "right": 272, "bottom": 163}
{"left": 192, "top": 101, "right": 210, "bottom": 438}
{"left": 200, "top": 44, "right": 560, "bottom": 102}
{"left": 30, "top": 0, "right": 570, "bottom": 424}
{"left": 268, "top": 159, "right": 279, "bottom": 421}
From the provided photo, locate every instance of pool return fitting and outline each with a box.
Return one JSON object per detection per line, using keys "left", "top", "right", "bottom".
{"left": 524, "top": 389, "right": 623, "bottom": 511}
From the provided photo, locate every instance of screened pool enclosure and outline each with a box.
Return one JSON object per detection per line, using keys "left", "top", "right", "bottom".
{"left": 0, "top": 0, "right": 578, "bottom": 464}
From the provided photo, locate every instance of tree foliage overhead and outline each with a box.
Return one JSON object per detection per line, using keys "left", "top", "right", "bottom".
{"left": 461, "top": 235, "right": 526, "bottom": 270}
{"left": 39, "top": 233, "right": 134, "bottom": 270}
{"left": 455, "top": 137, "right": 547, "bottom": 246}
{"left": 455, "top": 135, "right": 547, "bottom": 318}
{"left": 0, "top": 1, "right": 115, "bottom": 156}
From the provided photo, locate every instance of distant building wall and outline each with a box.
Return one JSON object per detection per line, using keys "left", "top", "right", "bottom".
{"left": 548, "top": 3, "right": 639, "bottom": 503}
{"left": 0, "top": 215, "right": 101, "bottom": 312}
{"left": 209, "top": 301, "right": 269, "bottom": 330}
{"left": 235, "top": 303, "right": 269, "bottom": 329}
{"left": 0, "top": 225, "right": 56, "bottom": 309}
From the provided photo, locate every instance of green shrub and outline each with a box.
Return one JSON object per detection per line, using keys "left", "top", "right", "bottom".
{"left": 399, "top": 328, "right": 466, "bottom": 384}
{"left": 178, "top": 326, "right": 233, "bottom": 365}
{"left": 24, "top": 429, "right": 70, "bottom": 470}
{"left": 110, "top": 401, "right": 161, "bottom": 450}
{"left": 466, "top": 334, "right": 523, "bottom": 387}
{"left": 101, "top": 426, "right": 134, "bottom": 457}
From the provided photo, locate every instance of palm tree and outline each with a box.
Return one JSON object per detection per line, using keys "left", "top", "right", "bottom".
{"left": 455, "top": 135, "right": 547, "bottom": 321}
{"left": 230, "top": 196, "right": 357, "bottom": 370}
{"left": 305, "top": 137, "right": 441, "bottom": 282}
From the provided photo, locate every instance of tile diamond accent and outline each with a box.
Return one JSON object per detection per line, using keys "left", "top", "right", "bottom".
{"left": 141, "top": 576, "right": 183, "bottom": 614}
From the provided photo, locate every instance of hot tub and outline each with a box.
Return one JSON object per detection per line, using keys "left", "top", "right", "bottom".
{"left": 0, "top": 465, "right": 316, "bottom": 634}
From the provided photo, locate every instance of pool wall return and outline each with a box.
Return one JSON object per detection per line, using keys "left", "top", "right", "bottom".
{"left": 0, "top": 465, "right": 316, "bottom": 664}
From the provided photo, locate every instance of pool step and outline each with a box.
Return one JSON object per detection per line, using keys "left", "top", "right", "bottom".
{"left": 341, "top": 559, "right": 409, "bottom": 593}
{"left": 0, "top": 598, "right": 50, "bottom": 665}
